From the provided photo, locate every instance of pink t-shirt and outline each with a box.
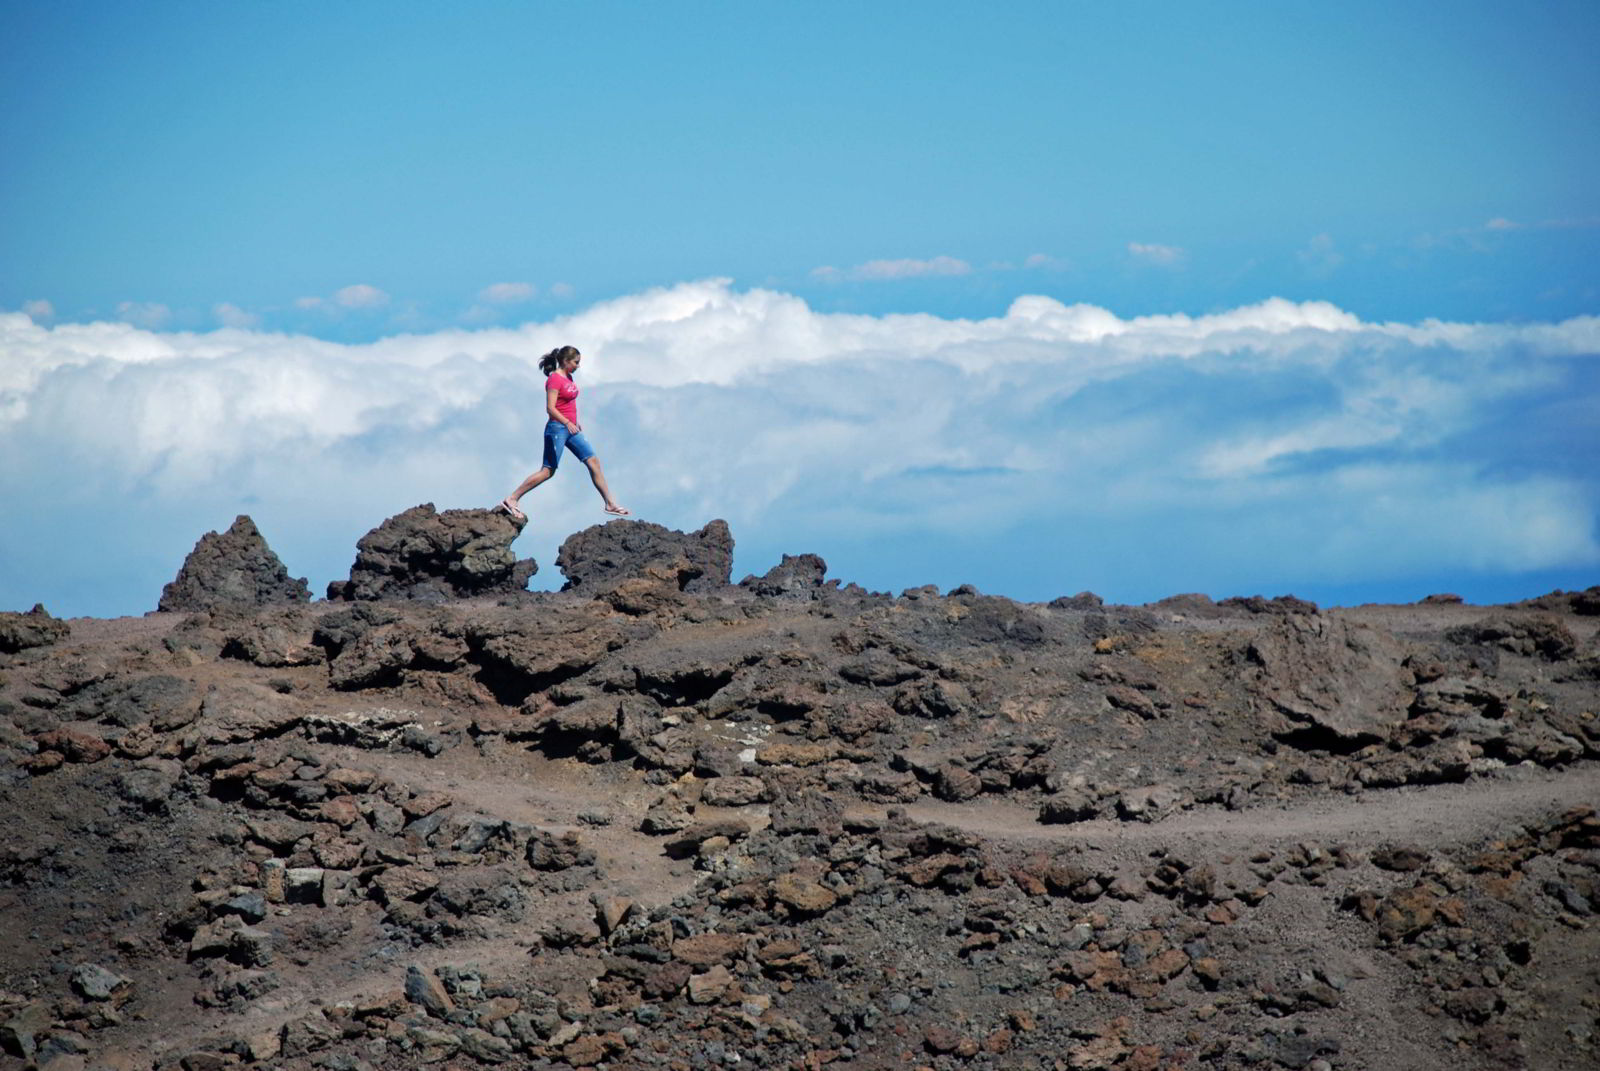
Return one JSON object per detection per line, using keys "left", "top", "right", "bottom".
{"left": 546, "top": 372, "right": 579, "bottom": 425}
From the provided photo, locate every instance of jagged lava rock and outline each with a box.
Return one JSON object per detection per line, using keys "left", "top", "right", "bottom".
{"left": 0, "top": 604, "right": 71, "bottom": 653}
{"left": 556, "top": 519, "right": 733, "bottom": 593}
{"left": 329, "top": 503, "right": 535, "bottom": 602}
{"left": 158, "top": 515, "right": 310, "bottom": 612}
{"left": 740, "top": 553, "right": 827, "bottom": 596}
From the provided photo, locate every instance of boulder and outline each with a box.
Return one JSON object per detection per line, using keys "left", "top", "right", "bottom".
{"left": 0, "top": 604, "right": 70, "bottom": 653}
{"left": 740, "top": 553, "right": 827, "bottom": 596}
{"left": 159, "top": 516, "right": 310, "bottom": 612}
{"left": 556, "top": 519, "right": 733, "bottom": 593}
{"left": 1246, "top": 615, "right": 1410, "bottom": 746}
{"left": 329, "top": 503, "right": 536, "bottom": 601}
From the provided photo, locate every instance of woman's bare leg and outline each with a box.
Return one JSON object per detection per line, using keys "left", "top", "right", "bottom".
{"left": 500, "top": 467, "right": 555, "bottom": 519}
{"left": 584, "top": 457, "right": 629, "bottom": 515}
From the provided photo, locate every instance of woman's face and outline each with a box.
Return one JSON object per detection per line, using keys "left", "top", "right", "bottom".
{"left": 563, "top": 353, "right": 582, "bottom": 374}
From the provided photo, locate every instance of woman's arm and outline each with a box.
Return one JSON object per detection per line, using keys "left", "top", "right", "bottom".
{"left": 546, "top": 387, "right": 577, "bottom": 433}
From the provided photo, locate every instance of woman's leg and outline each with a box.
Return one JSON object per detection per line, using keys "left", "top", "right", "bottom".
{"left": 583, "top": 457, "right": 629, "bottom": 515}
{"left": 501, "top": 467, "right": 554, "bottom": 519}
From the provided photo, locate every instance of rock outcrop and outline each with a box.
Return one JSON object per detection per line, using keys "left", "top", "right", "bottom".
{"left": 158, "top": 516, "right": 310, "bottom": 612}
{"left": 0, "top": 604, "right": 70, "bottom": 653}
{"left": 1245, "top": 614, "right": 1411, "bottom": 745}
{"left": 556, "top": 519, "right": 733, "bottom": 594}
{"left": 328, "top": 504, "right": 535, "bottom": 602}
{"left": 740, "top": 553, "right": 828, "bottom": 597}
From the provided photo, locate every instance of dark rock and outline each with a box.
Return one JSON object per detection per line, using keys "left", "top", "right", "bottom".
{"left": 70, "top": 963, "right": 128, "bottom": 1001}
{"left": 1050, "top": 592, "right": 1104, "bottom": 610}
{"left": 98, "top": 674, "right": 196, "bottom": 729}
{"left": 1148, "top": 593, "right": 1218, "bottom": 614}
{"left": 1371, "top": 846, "right": 1430, "bottom": 872}
{"left": 1420, "top": 593, "right": 1464, "bottom": 605}
{"left": 1218, "top": 594, "right": 1320, "bottom": 615}
{"left": 1247, "top": 616, "right": 1410, "bottom": 746}
{"left": 404, "top": 964, "right": 456, "bottom": 1018}
{"left": 0, "top": 604, "right": 71, "bottom": 653}
{"left": 740, "top": 553, "right": 827, "bottom": 596}
{"left": 332, "top": 504, "right": 535, "bottom": 601}
{"left": 0, "top": 1003, "right": 52, "bottom": 1060}
{"left": 1445, "top": 615, "right": 1578, "bottom": 661}
{"left": 158, "top": 516, "right": 310, "bottom": 612}
{"left": 935, "top": 764, "right": 983, "bottom": 802}
{"left": 527, "top": 830, "right": 594, "bottom": 871}
{"left": 556, "top": 519, "right": 733, "bottom": 593}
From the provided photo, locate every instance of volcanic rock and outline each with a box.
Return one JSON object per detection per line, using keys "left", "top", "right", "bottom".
{"left": 158, "top": 515, "right": 310, "bottom": 612}
{"left": 740, "top": 553, "right": 827, "bottom": 596}
{"left": 329, "top": 503, "right": 535, "bottom": 601}
{"left": 1246, "top": 614, "right": 1410, "bottom": 745}
{"left": 556, "top": 519, "right": 733, "bottom": 593}
{"left": 0, "top": 604, "right": 70, "bottom": 653}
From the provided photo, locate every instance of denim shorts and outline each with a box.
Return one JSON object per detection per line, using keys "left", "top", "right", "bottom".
{"left": 543, "top": 420, "right": 595, "bottom": 471}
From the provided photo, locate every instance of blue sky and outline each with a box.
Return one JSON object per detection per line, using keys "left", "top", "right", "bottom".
{"left": 2, "top": 1, "right": 1597, "bottom": 617}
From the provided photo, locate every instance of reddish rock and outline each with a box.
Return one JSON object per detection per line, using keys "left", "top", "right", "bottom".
{"left": 35, "top": 729, "right": 111, "bottom": 764}
{"left": 774, "top": 873, "right": 838, "bottom": 914}
{"left": 672, "top": 933, "right": 747, "bottom": 967}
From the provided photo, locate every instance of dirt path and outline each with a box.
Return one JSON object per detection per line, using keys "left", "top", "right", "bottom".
{"left": 877, "top": 764, "right": 1599, "bottom": 851}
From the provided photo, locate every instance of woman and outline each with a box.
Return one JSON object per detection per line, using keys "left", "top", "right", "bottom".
{"left": 498, "top": 345, "right": 629, "bottom": 521}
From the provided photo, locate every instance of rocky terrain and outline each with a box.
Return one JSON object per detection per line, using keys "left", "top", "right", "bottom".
{"left": 2, "top": 506, "right": 1597, "bottom": 1071}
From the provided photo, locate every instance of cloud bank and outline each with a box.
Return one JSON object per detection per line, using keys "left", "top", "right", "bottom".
{"left": 3, "top": 279, "right": 1597, "bottom": 616}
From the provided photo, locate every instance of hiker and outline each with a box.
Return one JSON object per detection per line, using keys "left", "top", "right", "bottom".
{"left": 498, "top": 345, "right": 628, "bottom": 521}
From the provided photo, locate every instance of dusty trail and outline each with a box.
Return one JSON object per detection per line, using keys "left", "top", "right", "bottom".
{"left": 883, "top": 764, "right": 1600, "bottom": 849}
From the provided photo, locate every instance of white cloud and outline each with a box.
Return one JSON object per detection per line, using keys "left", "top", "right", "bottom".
{"left": 23, "top": 300, "right": 54, "bottom": 322}
{"left": 214, "top": 302, "right": 261, "bottom": 329}
{"left": 478, "top": 282, "right": 536, "bottom": 304}
{"left": 1, "top": 280, "right": 1597, "bottom": 616}
{"left": 294, "top": 296, "right": 325, "bottom": 310}
{"left": 1023, "top": 253, "right": 1068, "bottom": 270}
{"left": 1128, "top": 242, "right": 1185, "bottom": 266}
{"left": 1484, "top": 217, "right": 1521, "bottom": 231}
{"left": 549, "top": 282, "right": 576, "bottom": 301}
{"left": 333, "top": 284, "right": 389, "bottom": 309}
{"left": 116, "top": 301, "right": 172, "bottom": 329}
{"left": 812, "top": 255, "right": 973, "bottom": 282}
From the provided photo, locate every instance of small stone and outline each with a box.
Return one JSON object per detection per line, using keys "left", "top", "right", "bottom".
{"left": 457, "top": 1027, "right": 513, "bottom": 1063}
{"left": 285, "top": 867, "right": 326, "bottom": 904}
{"left": 774, "top": 873, "right": 838, "bottom": 914}
{"left": 673, "top": 933, "right": 747, "bottom": 967}
{"left": 222, "top": 891, "right": 268, "bottom": 923}
{"left": 597, "top": 897, "right": 633, "bottom": 934}
{"left": 1, "top": 1003, "right": 53, "bottom": 1060}
{"left": 1372, "top": 846, "right": 1430, "bottom": 872}
{"left": 404, "top": 965, "right": 456, "bottom": 1018}
{"left": 688, "top": 964, "right": 734, "bottom": 1004}
{"left": 70, "top": 963, "right": 129, "bottom": 1001}
{"left": 700, "top": 776, "right": 767, "bottom": 807}
{"left": 1191, "top": 957, "right": 1224, "bottom": 988}
{"left": 262, "top": 860, "right": 287, "bottom": 904}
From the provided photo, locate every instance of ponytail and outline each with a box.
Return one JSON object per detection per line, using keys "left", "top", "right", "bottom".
{"left": 539, "top": 345, "right": 580, "bottom": 376}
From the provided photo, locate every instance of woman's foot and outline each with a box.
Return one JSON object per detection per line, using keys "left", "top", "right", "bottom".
{"left": 497, "top": 498, "right": 526, "bottom": 522}
{"left": 603, "top": 503, "right": 630, "bottom": 516}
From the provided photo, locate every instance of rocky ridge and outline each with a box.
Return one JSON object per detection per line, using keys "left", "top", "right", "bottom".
{"left": 1, "top": 511, "right": 1598, "bottom": 1071}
